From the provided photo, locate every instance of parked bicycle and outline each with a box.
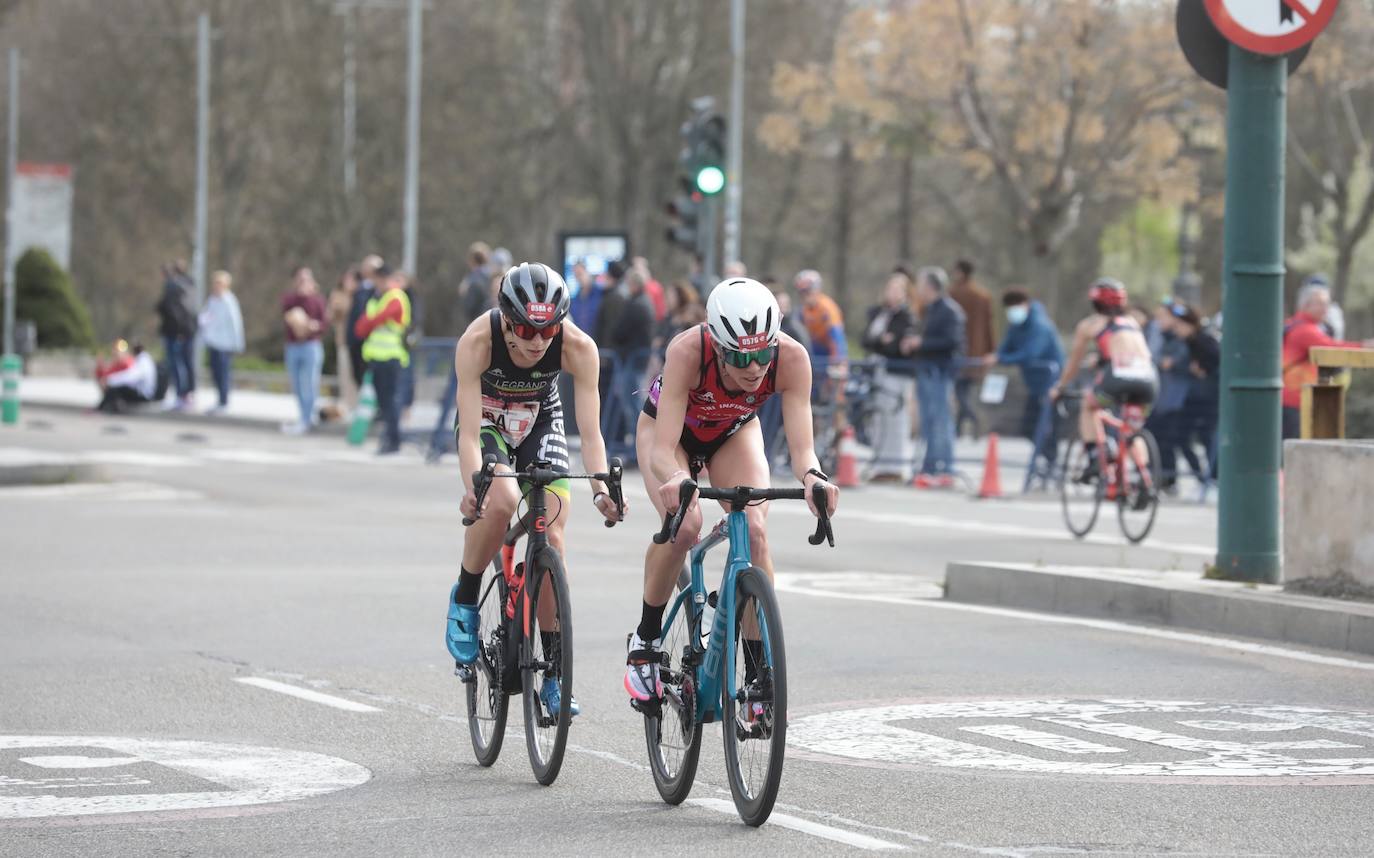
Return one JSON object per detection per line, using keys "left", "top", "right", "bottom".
{"left": 458, "top": 453, "right": 625, "bottom": 785}
{"left": 1058, "top": 391, "right": 1161, "bottom": 543}
{"left": 636, "top": 479, "right": 834, "bottom": 826}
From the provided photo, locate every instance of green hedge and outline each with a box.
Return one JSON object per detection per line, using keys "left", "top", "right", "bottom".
{"left": 0, "top": 248, "right": 95, "bottom": 349}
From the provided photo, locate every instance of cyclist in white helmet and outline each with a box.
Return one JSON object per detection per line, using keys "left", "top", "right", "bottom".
{"left": 625, "top": 277, "right": 839, "bottom": 703}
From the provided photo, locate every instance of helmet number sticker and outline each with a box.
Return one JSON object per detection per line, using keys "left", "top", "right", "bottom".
{"left": 526, "top": 302, "right": 557, "bottom": 324}
{"left": 735, "top": 331, "right": 770, "bottom": 350}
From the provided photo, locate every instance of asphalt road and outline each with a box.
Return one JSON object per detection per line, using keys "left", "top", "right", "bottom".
{"left": 3, "top": 407, "right": 1373, "bottom": 856}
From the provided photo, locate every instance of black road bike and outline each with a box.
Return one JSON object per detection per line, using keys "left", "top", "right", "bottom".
{"left": 458, "top": 454, "right": 625, "bottom": 785}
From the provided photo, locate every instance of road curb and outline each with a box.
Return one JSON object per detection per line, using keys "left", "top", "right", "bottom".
{"left": 944, "top": 561, "right": 1374, "bottom": 658}
{"left": 19, "top": 400, "right": 350, "bottom": 437}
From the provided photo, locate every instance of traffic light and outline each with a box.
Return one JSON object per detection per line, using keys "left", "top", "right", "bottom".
{"left": 665, "top": 178, "right": 702, "bottom": 250}
{"left": 665, "top": 98, "right": 726, "bottom": 254}
{"left": 692, "top": 112, "right": 726, "bottom": 195}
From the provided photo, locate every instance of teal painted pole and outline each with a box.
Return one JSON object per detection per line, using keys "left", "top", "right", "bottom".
{"left": 1215, "top": 45, "right": 1286, "bottom": 584}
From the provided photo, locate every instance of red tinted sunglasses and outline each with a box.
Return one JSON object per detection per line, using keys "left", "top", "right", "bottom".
{"left": 506, "top": 319, "right": 561, "bottom": 341}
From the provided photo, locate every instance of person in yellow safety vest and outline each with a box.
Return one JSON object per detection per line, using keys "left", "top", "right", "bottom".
{"left": 353, "top": 264, "right": 412, "bottom": 455}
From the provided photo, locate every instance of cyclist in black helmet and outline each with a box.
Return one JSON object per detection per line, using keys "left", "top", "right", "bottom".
{"left": 444, "top": 262, "right": 624, "bottom": 718}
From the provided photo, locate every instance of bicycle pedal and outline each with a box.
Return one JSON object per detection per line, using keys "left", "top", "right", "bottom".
{"left": 454, "top": 664, "right": 474, "bottom": 682}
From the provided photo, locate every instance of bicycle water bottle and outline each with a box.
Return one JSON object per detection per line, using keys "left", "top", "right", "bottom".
{"left": 347, "top": 371, "right": 376, "bottom": 446}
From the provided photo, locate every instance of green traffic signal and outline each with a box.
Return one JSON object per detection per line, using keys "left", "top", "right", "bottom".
{"left": 695, "top": 165, "right": 725, "bottom": 195}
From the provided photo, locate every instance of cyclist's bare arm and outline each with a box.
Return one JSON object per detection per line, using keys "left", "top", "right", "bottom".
{"left": 560, "top": 320, "right": 614, "bottom": 507}
{"left": 775, "top": 335, "right": 839, "bottom": 517}
{"left": 454, "top": 317, "right": 493, "bottom": 514}
{"left": 1054, "top": 318, "right": 1097, "bottom": 393}
{"left": 650, "top": 331, "right": 701, "bottom": 500}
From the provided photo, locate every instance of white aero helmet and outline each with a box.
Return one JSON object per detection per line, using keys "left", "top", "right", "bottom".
{"left": 706, "top": 277, "right": 782, "bottom": 352}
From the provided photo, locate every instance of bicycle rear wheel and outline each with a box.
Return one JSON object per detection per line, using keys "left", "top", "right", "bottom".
{"left": 522, "top": 554, "right": 573, "bottom": 786}
{"left": 722, "top": 566, "right": 787, "bottom": 827}
{"left": 464, "top": 564, "right": 509, "bottom": 767}
{"left": 1118, "top": 429, "right": 1161, "bottom": 544}
{"left": 644, "top": 583, "right": 703, "bottom": 805}
{"left": 1060, "top": 438, "right": 1103, "bottom": 538}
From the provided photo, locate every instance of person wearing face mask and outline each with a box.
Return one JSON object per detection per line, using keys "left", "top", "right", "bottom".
{"left": 992, "top": 289, "right": 1065, "bottom": 446}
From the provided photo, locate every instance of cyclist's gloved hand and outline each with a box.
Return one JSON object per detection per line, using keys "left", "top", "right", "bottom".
{"left": 592, "top": 490, "right": 624, "bottom": 522}
{"left": 460, "top": 491, "right": 480, "bottom": 521}
{"left": 803, "top": 472, "right": 839, "bottom": 518}
{"left": 659, "top": 470, "right": 696, "bottom": 514}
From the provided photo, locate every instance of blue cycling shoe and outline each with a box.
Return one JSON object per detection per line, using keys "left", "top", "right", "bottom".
{"left": 446, "top": 585, "right": 480, "bottom": 665}
{"left": 540, "top": 676, "right": 580, "bottom": 718}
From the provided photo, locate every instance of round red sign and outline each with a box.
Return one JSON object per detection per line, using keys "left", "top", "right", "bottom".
{"left": 1203, "top": 0, "right": 1339, "bottom": 56}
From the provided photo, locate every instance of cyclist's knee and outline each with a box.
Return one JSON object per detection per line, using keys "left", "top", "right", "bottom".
{"left": 485, "top": 482, "right": 519, "bottom": 523}
{"left": 546, "top": 521, "right": 566, "bottom": 553}
{"left": 745, "top": 507, "right": 769, "bottom": 553}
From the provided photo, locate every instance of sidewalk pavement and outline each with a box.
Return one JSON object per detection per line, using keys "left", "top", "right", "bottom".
{"left": 13, "top": 375, "right": 443, "bottom": 439}
{"left": 944, "top": 561, "right": 1374, "bottom": 658}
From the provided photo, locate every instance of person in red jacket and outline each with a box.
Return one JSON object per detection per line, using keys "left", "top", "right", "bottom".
{"left": 1281, "top": 276, "right": 1374, "bottom": 439}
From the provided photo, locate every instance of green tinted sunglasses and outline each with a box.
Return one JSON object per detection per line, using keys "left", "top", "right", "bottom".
{"left": 720, "top": 344, "right": 776, "bottom": 369}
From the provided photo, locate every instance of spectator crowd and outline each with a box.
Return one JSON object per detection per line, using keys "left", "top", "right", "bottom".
{"left": 87, "top": 244, "right": 1367, "bottom": 489}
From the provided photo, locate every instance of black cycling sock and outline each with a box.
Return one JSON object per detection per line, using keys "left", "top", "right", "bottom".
{"left": 637, "top": 601, "right": 666, "bottom": 644}
{"left": 743, "top": 639, "right": 766, "bottom": 685}
{"left": 454, "top": 567, "right": 483, "bottom": 606}
{"left": 1084, "top": 441, "right": 1097, "bottom": 454}
{"left": 540, "top": 630, "right": 559, "bottom": 668}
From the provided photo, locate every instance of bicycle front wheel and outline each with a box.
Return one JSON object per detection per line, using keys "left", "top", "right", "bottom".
{"left": 1060, "top": 438, "right": 1103, "bottom": 539}
{"left": 1118, "top": 429, "right": 1161, "bottom": 544}
{"left": 645, "top": 581, "right": 704, "bottom": 805}
{"left": 522, "top": 554, "right": 573, "bottom": 786}
{"left": 464, "top": 563, "right": 509, "bottom": 767}
{"left": 722, "top": 566, "right": 787, "bottom": 827}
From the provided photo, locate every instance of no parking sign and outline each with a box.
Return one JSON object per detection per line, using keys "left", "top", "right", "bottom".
{"left": 1204, "top": 0, "right": 1339, "bottom": 55}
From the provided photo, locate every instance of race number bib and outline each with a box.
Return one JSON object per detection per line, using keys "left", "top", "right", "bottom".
{"left": 1112, "top": 354, "right": 1157, "bottom": 381}
{"left": 481, "top": 396, "right": 541, "bottom": 446}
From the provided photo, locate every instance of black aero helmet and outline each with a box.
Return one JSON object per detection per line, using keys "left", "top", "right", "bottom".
{"left": 498, "top": 262, "right": 570, "bottom": 329}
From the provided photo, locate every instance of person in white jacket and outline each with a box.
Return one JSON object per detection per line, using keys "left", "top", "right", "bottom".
{"left": 200, "top": 270, "right": 246, "bottom": 414}
{"left": 98, "top": 344, "right": 159, "bottom": 414}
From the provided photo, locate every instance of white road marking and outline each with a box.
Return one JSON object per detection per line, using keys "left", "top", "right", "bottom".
{"left": 0, "top": 482, "right": 203, "bottom": 502}
{"left": 0, "top": 736, "right": 370, "bottom": 819}
{"left": 687, "top": 798, "right": 904, "bottom": 850}
{"left": 959, "top": 725, "right": 1126, "bottom": 755}
{"left": 19, "top": 756, "right": 142, "bottom": 769}
{"left": 788, "top": 701, "right": 1374, "bottom": 781}
{"left": 772, "top": 573, "right": 1374, "bottom": 674}
{"left": 233, "top": 677, "right": 382, "bottom": 713}
{"left": 1178, "top": 720, "right": 1301, "bottom": 732}
{"left": 770, "top": 503, "right": 1215, "bottom": 556}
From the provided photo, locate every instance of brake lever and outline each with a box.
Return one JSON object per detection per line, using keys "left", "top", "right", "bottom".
{"left": 806, "top": 482, "right": 835, "bottom": 547}
{"left": 461, "top": 453, "right": 499, "bottom": 527}
{"left": 652, "top": 479, "right": 697, "bottom": 545}
{"left": 604, "top": 457, "right": 625, "bottom": 529}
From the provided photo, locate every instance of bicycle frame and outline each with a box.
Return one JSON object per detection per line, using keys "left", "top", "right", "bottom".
{"left": 1088, "top": 402, "right": 1149, "bottom": 490}
{"left": 658, "top": 510, "right": 764, "bottom": 726}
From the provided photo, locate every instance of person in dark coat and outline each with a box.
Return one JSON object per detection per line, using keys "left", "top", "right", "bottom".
{"left": 862, "top": 267, "right": 920, "bottom": 481}
{"left": 902, "top": 266, "right": 966, "bottom": 487}
{"left": 155, "top": 260, "right": 198, "bottom": 410}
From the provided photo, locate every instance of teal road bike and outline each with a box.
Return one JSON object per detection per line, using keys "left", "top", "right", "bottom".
{"left": 636, "top": 480, "right": 834, "bottom": 826}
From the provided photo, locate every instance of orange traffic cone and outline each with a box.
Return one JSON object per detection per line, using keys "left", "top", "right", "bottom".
{"left": 978, "top": 432, "right": 1004, "bottom": 499}
{"left": 835, "top": 425, "right": 861, "bottom": 488}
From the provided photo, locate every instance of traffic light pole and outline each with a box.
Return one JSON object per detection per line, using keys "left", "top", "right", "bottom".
{"left": 1215, "top": 45, "right": 1286, "bottom": 583}
{"left": 701, "top": 194, "right": 718, "bottom": 291}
